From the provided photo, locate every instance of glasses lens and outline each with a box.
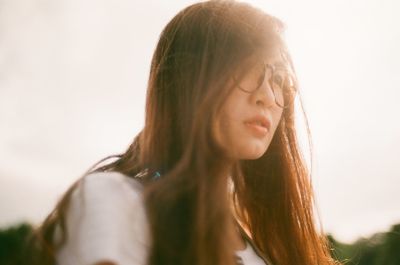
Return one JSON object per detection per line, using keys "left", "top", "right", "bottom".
{"left": 237, "top": 62, "right": 265, "bottom": 93}
{"left": 235, "top": 62, "right": 297, "bottom": 108}
{"left": 271, "top": 68, "right": 296, "bottom": 108}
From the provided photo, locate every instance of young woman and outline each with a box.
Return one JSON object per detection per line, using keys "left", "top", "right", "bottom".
{"left": 27, "top": 1, "right": 338, "bottom": 265}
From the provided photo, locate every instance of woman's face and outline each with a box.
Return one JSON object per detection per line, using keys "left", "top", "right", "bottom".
{"left": 215, "top": 56, "right": 285, "bottom": 160}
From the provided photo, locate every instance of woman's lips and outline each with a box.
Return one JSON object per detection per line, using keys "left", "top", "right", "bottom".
{"left": 244, "top": 122, "right": 269, "bottom": 137}
{"left": 243, "top": 115, "right": 271, "bottom": 137}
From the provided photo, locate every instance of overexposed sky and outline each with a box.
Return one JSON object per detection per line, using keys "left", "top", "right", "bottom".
{"left": 0, "top": 0, "right": 399, "bottom": 243}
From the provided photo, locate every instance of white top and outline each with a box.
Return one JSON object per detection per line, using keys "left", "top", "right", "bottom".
{"left": 55, "top": 171, "right": 266, "bottom": 265}
{"left": 236, "top": 241, "right": 266, "bottom": 265}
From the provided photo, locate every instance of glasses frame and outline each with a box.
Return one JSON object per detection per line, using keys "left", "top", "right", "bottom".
{"left": 234, "top": 62, "right": 297, "bottom": 109}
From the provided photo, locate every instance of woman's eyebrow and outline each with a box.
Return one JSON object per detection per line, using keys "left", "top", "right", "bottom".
{"left": 271, "top": 61, "right": 286, "bottom": 68}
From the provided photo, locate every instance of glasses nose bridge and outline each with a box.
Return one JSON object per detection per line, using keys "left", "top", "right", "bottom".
{"left": 256, "top": 64, "right": 276, "bottom": 101}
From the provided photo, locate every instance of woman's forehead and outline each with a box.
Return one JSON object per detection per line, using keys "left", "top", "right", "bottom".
{"left": 263, "top": 48, "right": 287, "bottom": 65}
{"left": 244, "top": 42, "right": 284, "bottom": 60}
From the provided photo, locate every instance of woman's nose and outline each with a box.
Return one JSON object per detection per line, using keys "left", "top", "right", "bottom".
{"left": 253, "top": 80, "right": 276, "bottom": 108}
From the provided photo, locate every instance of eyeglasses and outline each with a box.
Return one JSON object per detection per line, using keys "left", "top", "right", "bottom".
{"left": 234, "top": 61, "right": 297, "bottom": 109}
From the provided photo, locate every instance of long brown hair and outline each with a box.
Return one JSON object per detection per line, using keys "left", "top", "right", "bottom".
{"left": 26, "top": 1, "right": 338, "bottom": 265}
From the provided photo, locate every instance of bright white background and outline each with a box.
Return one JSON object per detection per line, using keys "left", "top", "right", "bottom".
{"left": 1, "top": 0, "right": 399, "bottom": 243}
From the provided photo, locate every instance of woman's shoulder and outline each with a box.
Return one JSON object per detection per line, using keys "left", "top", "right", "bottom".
{"left": 68, "top": 170, "right": 147, "bottom": 225}
{"left": 56, "top": 171, "right": 150, "bottom": 265}
{"left": 80, "top": 170, "right": 144, "bottom": 196}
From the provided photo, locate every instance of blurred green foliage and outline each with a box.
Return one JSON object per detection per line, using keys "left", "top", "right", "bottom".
{"left": 328, "top": 223, "right": 400, "bottom": 265}
{"left": 0, "top": 223, "right": 33, "bottom": 265}
{"left": 0, "top": 222, "right": 399, "bottom": 264}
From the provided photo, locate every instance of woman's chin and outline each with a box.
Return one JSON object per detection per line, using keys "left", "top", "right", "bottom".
{"left": 235, "top": 145, "right": 269, "bottom": 160}
{"left": 243, "top": 152, "right": 265, "bottom": 160}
